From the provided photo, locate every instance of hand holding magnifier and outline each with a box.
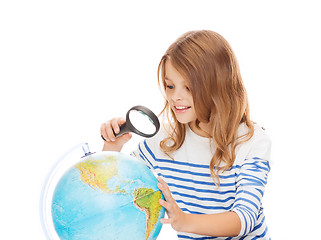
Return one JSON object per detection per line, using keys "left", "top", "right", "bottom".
{"left": 101, "top": 105, "right": 160, "bottom": 141}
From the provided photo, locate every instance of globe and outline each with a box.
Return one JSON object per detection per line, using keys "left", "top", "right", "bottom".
{"left": 49, "top": 150, "right": 165, "bottom": 240}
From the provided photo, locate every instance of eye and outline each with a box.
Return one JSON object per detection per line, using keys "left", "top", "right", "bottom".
{"left": 185, "top": 86, "right": 190, "bottom": 91}
{"left": 166, "top": 85, "right": 174, "bottom": 89}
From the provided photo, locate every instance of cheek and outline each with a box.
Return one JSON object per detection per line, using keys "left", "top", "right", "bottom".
{"left": 165, "top": 91, "right": 172, "bottom": 102}
{"left": 190, "top": 109, "right": 198, "bottom": 119}
{"left": 188, "top": 95, "right": 195, "bottom": 107}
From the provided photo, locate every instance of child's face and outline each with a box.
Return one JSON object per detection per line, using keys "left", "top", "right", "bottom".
{"left": 164, "top": 60, "right": 197, "bottom": 124}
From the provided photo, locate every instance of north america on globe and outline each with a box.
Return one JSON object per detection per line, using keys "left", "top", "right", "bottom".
{"left": 52, "top": 151, "right": 165, "bottom": 240}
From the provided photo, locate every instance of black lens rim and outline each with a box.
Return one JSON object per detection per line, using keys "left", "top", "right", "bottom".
{"left": 126, "top": 105, "right": 160, "bottom": 138}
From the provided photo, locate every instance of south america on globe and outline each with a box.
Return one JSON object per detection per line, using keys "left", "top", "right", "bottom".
{"left": 52, "top": 151, "right": 165, "bottom": 240}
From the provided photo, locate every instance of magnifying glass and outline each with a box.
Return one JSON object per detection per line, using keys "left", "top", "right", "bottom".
{"left": 102, "top": 105, "right": 160, "bottom": 139}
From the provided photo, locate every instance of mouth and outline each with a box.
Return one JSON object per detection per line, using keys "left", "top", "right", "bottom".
{"left": 173, "top": 105, "right": 191, "bottom": 113}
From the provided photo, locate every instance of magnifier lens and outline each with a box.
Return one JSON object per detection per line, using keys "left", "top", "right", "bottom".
{"left": 128, "top": 110, "right": 156, "bottom": 135}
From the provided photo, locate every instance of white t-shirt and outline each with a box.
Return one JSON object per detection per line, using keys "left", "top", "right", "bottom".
{"left": 131, "top": 123, "right": 272, "bottom": 240}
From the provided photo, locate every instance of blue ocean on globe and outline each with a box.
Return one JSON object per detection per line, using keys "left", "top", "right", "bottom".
{"left": 52, "top": 151, "right": 165, "bottom": 240}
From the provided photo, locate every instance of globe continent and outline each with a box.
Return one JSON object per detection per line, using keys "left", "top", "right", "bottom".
{"left": 52, "top": 151, "right": 165, "bottom": 240}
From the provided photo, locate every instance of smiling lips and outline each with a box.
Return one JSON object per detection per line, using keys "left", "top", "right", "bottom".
{"left": 173, "top": 105, "right": 191, "bottom": 113}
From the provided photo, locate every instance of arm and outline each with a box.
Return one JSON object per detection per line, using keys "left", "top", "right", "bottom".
{"left": 157, "top": 177, "right": 241, "bottom": 237}
{"left": 182, "top": 211, "right": 241, "bottom": 237}
{"left": 232, "top": 132, "right": 271, "bottom": 236}
{"left": 157, "top": 130, "right": 271, "bottom": 237}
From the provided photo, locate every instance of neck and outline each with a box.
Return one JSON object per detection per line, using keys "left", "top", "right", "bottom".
{"left": 188, "top": 121, "right": 211, "bottom": 138}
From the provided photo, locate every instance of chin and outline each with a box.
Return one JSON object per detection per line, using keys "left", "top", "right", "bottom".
{"left": 175, "top": 116, "right": 195, "bottom": 125}
{"left": 177, "top": 120, "right": 190, "bottom": 124}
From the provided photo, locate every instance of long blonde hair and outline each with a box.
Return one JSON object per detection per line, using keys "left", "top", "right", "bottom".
{"left": 158, "top": 30, "right": 254, "bottom": 185}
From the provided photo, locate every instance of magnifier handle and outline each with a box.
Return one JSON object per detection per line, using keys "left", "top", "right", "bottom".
{"left": 101, "top": 123, "right": 128, "bottom": 142}
{"left": 113, "top": 122, "right": 130, "bottom": 137}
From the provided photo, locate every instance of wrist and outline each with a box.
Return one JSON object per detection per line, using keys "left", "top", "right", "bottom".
{"left": 177, "top": 212, "right": 191, "bottom": 233}
{"left": 102, "top": 142, "right": 123, "bottom": 152}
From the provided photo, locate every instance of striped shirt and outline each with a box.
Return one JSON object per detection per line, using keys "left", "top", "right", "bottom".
{"left": 131, "top": 123, "right": 271, "bottom": 240}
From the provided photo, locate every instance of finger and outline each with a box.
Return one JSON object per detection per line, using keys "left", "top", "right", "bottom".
{"left": 117, "top": 117, "right": 126, "bottom": 126}
{"left": 100, "top": 123, "right": 110, "bottom": 142}
{"left": 159, "top": 198, "right": 169, "bottom": 209}
{"left": 111, "top": 117, "right": 126, "bottom": 137}
{"left": 160, "top": 218, "right": 171, "bottom": 224}
{"left": 124, "top": 132, "right": 132, "bottom": 140}
{"left": 101, "top": 135, "right": 107, "bottom": 141}
{"left": 111, "top": 118, "right": 121, "bottom": 135}
{"left": 157, "top": 177, "right": 167, "bottom": 185}
{"left": 118, "top": 132, "right": 132, "bottom": 144}
{"left": 105, "top": 120, "right": 117, "bottom": 141}
{"left": 157, "top": 179, "right": 173, "bottom": 202}
{"left": 157, "top": 177, "right": 170, "bottom": 192}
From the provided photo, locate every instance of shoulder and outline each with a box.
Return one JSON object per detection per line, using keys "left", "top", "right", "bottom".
{"left": 131, "top": 125, "right": 170, "bottom": 168}
{"left": 139, "top": 125, "right": 169, "bottom": 155}
{"left": 235, "top": 123, "right": 272, "bottom": 164}
{"left": 145, "top": 125, "right": 168, "bottom": 145}
{"left": 238, "top": 122, "right": 271, "bottom": 145}
{"left": 250, "top": 124, "right": 272, "bottom": 159}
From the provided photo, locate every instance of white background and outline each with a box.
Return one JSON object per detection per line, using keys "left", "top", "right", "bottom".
{"left": 1, "top": 1, "right": 320, "bottom": 239}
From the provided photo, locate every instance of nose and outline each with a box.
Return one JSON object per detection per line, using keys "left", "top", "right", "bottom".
{"left": 171, "top": 88, "right": 183, "bottom": 101}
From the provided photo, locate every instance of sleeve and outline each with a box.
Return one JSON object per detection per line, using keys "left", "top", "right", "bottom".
{"left": 131, "top": 138, "right": 158, "bottom": 172}
{"left": 231, "top": 130, "right": 272, "bottom": 236}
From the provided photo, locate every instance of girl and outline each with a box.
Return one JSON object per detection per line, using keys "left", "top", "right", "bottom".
{"left": 101, "top": 30, "right": 271, "bottom": 239}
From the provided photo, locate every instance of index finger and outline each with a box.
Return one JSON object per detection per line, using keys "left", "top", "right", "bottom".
{"left": 157, "top": 177, "right": 167, "bottom": 185}
{"left": 115, "top": 118, "right": 126, "bottom": 133}
{"left": 157, "top": 177, "right": 173, "bottom": 201}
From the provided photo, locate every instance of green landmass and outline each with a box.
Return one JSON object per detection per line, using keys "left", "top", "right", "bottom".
{"left": 133, "top": 188, "right": 162, "bottom": 240}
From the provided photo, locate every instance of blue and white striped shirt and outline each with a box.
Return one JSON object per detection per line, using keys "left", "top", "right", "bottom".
{"left": 131, "top": 123, "right": 271, "bottom": 240}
